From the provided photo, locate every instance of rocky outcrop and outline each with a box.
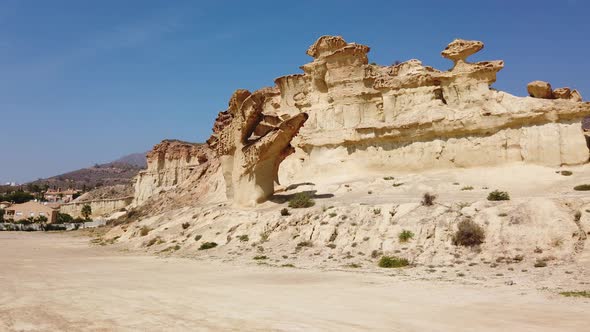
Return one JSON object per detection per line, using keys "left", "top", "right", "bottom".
{"left": 207, "top": 89, "right": 308, "bottom": 207}
{"left": 133, "top": 140, "right": 214, "bottom": 206}
{"left": 60, "top": 196, "right": 133, "bottom": 218}
{"left": 527, "top": 81, "right": 553, "bottom": 99}
{"left": 271, "top": 36, "right": 590, "bottom": 183}
{"left": 131, "top": 36, "right": 589, "bottom": 208}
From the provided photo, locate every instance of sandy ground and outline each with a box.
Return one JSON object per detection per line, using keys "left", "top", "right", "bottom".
{"left": 1, "top": 232, "right": 589, "bottom": 332}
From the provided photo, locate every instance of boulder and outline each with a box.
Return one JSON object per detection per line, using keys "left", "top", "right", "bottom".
{"left": 527, "top": 81, "right": 553, "bottom": 99}
{"left": 571, "top": 89, "right": 583, "bottom": 102}
{"left": 553, "top": 87, "right": 571, "bottom": 99}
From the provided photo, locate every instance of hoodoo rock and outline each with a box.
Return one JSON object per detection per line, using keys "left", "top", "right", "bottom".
{"left": 135, "top": 36, "right": 589, "bottom": 207}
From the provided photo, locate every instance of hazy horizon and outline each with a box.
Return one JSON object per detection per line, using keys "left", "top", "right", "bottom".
{"left": 1, "top": 0, "right": 589, "bottom": 183}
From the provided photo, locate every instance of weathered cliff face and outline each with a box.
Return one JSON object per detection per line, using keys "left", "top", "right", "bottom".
{"left": 60, "top": 197, "right": 133, "bottom": 218}
{"left": 207, "top": 89, "right": 308, "bottom": 207}
{"left": 133, "top": 36, "right": 589, "bottom": 208}
{"left": 271, "top": 36, "right": 590, "bottom": 183}
{"left": 133, "top": 140, "right": 219, "bottom": 207}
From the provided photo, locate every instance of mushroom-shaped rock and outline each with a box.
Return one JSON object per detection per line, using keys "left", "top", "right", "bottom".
{"left": 527, "top": 81, "right": 553, "bottom": 99}
{"left": 441, "top": 39, "right": 484, "bottom": 64}
{"left": 306, "top": 35, "right": 348, "bottom": 58}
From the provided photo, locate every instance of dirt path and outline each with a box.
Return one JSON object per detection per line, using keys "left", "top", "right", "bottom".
{"left": 0, "top": 232, "right": 588, "bottom": 332}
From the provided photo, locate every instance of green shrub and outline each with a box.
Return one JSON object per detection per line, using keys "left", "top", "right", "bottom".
{"left": 253, "top": 255, "right": 268, "bottom": 260}
{"left": 560, "top": 170, "right": 573, "bottom": 176}
{"left": 181, "top": 222, "right": 190, "bottom": 229}
{"left": 398, "top": 230, "right": 414, "bottom": 243}
{"left": 194, "top": 235, "right": 202, "bottom": 241}
{"left": 422, "top": 193, "right": 436, "bottom": 206}
{"left": 392, "top": 183, "right": 403, "bottom": 187}
{"left": 574, "top": 184, "right": 590, "bottom": 191}
{"left": 198, "top": 242, "right": 218, "bottom": 250}
{"left": 373, "top": 208, "right": 381, "bottom": 215}
{"left": 329, "top": 212, "right": 337, "bottom": 218}
{"left": 383, "top": 176, "right": 395, "bottom": 180}
{"left": 452, "top": 219, "right": 485, "bottom": 246}
{"left": 345, "top": 263, "right": 361, "bottom": 268}
{"left": 487, "top": 190, "right": 510, "bottom": 201}
{"left": 139, "top": 226, "right": 152, "bottom": 237}
{"left": 281, "top": 263, "right": 295, "bottom": 268}
{"left": 280, "top": 208, "right": 290, "bottom": 216}
{"left": 378, "top": 256, "right": 409, "bottom": 268}
{"left": 238, "top": 234, "right": 249, "bottom": 242}
{"left": 461, "top": 186, "right": 474, "bottom": 191}
{"left": 288, "top": 193, "right": 315, "bottom": 208}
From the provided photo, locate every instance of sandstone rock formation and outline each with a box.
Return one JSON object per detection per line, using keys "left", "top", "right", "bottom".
{"left": 207, "top": 89, "right": 308, "bottom": 207}
{"left": 527, "top": 80, "right": 553, "bottom": 99}
{"left": 273, "top": 36, "right": 590, "bottom": 183}
{"left": 133, "top": 140, "right": 216, "bottom": 206}
{"left": 134, "top": 36, "right": 589, "bottom": 208}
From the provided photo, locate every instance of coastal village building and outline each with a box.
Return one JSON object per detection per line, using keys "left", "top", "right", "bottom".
{"left": 4, "top": 201, "right": 58, "bottom": 223}
{"left": 0, "top": 201, "right": 11, "bottom": 209}
{"left": 44, "top": 189, "right": 79, "bottom": 203}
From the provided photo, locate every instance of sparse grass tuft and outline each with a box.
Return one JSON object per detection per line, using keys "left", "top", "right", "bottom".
{"left": 534, "top": 260, "right": 547, "bottom": 268}
{"left": 560, "top": 170, "right": 573, "bottom": 176}
{"left": 281, "top": 264, "right": 295, "bottom": 268}
{"left": 392, "top": 183, "right": 403, "bottom": 187}
{"left": 139, "top": 226, "right": 152, "bottom": 237}
{"left": 198, "top": 242, "right": 218, "bottom": 250}
{"left": 238, "top": 234, "right": 249, "bottom": 242}
{"left": 574, "top": 211, "right": 582, "bottom": 221}
{"left": 181, "top": 222, "right": 190, "bottom": 230}
{"left": 329, "top": 212, "right": 337, "bottom": 218}
{"left": 383, "top": 176, "right": 395, "bottom": 180}
{"left": 345, "top": 263, "right": 362, "bottom": 268}
{"left": 452, "top": 219, "right": 485, "bottom": 247}
{"left": 280, "top": 208, "right": 290, "bottom": 216}
{"left": 288, "top": 193, "right": 315, "bottom": 208}
{"left": 297, "top": 241, "right": 313, "bottom": 248}
{"left": 461, "top": 186, "right": 474, "bottom": 191}
{"left": 146, "top": 236, "right": 163, "bottom": 247}
{"left": 373, "top": 208, "right": 381, "bottom": 215}
{"left": 253, "top": 255, "right": 268, "bottom": 260}
{"left": 398, "top": 229, "right": 414, "bottom": 243}
{"left": 559, "top": 291, "right": 590, "bottom": 298}
{"left": 422, "top": 193, "right": 436, "bottom": 206}
{"left": 194, "top": 235, "right": 202, "bottom": 241}
{"left": 378, "top": 256, "right": 409, "bottom": 268}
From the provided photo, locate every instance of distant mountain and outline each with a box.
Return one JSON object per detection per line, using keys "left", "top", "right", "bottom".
{"left": 112, "top": 152, "right": 148, "bottom": 168}
{"left": 27, "top": 152, "right": 148, "bottom": 191}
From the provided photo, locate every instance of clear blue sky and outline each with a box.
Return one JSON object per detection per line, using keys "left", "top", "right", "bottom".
{"left": 1, "top": 0, "right": 588, "bottom": 183}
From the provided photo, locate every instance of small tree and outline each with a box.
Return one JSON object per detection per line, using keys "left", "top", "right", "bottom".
{"left": 81, "top": 204, "right": 92, "bottom": 220}
{"left": 56, "top": 212, "right": 74, "bottom": 224}
{"left": 0, "top": 208, "right": 4, "bottom": 223}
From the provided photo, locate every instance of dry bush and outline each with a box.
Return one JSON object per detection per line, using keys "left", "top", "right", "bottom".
{"left": 452, "top": 219, "right": 485, "bottom": 247}
{"left": 422, "top": 193, "right": 436, "bottom": 206}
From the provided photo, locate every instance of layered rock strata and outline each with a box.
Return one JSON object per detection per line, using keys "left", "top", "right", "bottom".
{"left": 133, "top": 140, "right": 214, "bottom": 206}
{"left": 273, "top": 36, "right": 590, "bottom": 182}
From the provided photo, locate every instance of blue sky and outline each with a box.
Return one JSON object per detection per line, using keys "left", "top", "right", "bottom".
{"left": 1, "top": 0, "right": 589, "bottom": 183}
